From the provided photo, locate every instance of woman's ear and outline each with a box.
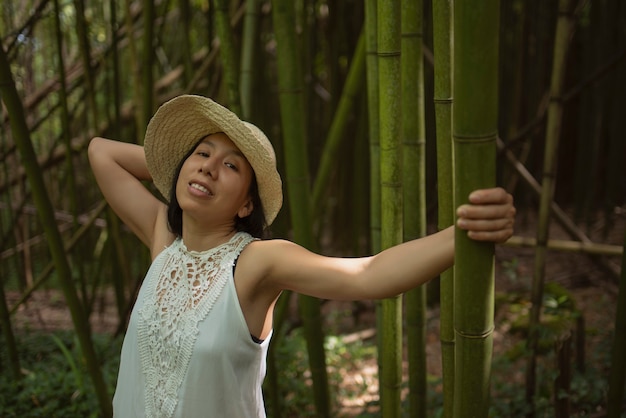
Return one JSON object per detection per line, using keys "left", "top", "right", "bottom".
{"left": 237, "top": 199, "right": 254, "bottom": 218}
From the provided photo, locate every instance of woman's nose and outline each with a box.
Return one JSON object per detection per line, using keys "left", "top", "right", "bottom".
{"left": 200, "top": 157, "right": 217, "bottom": 177}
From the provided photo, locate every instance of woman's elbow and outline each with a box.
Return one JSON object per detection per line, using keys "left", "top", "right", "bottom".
{"left": 88, "top": 137, "right": 105, "bottom": 164}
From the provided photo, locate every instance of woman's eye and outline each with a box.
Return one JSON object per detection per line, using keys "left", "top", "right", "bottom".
{"left": 225, "top": 162, "right": 238, "bottom": 170}
{"left": 197, "top": 151, "right": 209, "bottom": 157}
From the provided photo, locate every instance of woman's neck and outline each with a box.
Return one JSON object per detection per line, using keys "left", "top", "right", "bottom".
{"left": 180, "top": 216, "right": 237, "bottom": 252}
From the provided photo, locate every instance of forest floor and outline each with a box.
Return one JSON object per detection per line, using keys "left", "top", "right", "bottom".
{"left": 6, "top": 207, "right": 625, "bottom": 417}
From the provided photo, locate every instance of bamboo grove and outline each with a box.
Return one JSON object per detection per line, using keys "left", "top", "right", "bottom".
{"left": 1, "top": 0, "right": 625, "bottom": 417}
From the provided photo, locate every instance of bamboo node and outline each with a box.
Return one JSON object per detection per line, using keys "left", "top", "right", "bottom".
{"left": 377, "top": 51, "right": 401, "bottom": 57}
{"left": 455, "top": 326, "right": 494, "bottom": 339}
{"left": 453, "top": 133, "right": 497, "bottom": 144}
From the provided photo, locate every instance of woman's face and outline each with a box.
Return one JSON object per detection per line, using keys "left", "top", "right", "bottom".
{"left": 175, "top": 133, "right": 255, "bottom": 226}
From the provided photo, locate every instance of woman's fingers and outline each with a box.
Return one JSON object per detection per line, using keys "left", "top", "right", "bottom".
{"left": 456, "top": 187, "right": 516, "bottom": 243}
{"left": 466, "top": 227, "right": 515, "bottom": 243}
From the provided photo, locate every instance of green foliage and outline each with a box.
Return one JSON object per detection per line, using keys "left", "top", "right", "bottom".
{"left": 0, "top": 331, "right": 121, "bottom": 418}
{"left": 487, "top": 344, "right": 613, "bottom": 417}
{"left": 265, "top": 326, "right": 379, "bottom": 417}
{"left": 0, "top": 311, "right": 616, "bottom": 417}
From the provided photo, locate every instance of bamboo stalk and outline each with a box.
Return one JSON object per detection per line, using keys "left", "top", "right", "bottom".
{"left": 311, "top": 32, "right": 365, "bottom": 215}
{"left": 72, "top": 0, "right": 99, "bottom": 129}
{"left": 0, "top": 44, "right": 112, "bottom": 417}
{"left": 554, "top": 332, "right": 572, "bottom": 418}
{"left": 239, "top": 0, "right": 260, "bottom": 120}
{"left": 179, "top": 0, "right": 194, "bottom": 86}
{"left": 124, "top": 0, "right": 144, "bottom": 143}
{"left": 364, "top": 2, "right": 384, "bottom": 399}
{"left": 213, "top": 0, "right": 241, "bottom": 115}
{"left": 401, "top": 0, "right": 427, "bottom": 415}
{"left": 607, "top": 229, "right": 626, "bottom": 418}
{"left": 377, "top": 1, "right": 403, "bottom": 415}
{"left": 452, "top": 0, "right": 500, "bottom": 416}
{"left": 141, "top": 0, "right": 155, "bottom": 135}
{"left": 365, "top": 0, "right": 381, "bottom": 255}
{"left": 526, "top": 1, "right": 576, "bottom": 411}
{"left": 272, "top": 1, "right": 330, "bottom": 416}
{"left": 432, "top": 0, "right": 455, "bottom": 415}
{"left": 505, "top": 236, "right": 623, "bottom": 257}
{"left": 0, "top": 270, "right": 20, "bottom": 379}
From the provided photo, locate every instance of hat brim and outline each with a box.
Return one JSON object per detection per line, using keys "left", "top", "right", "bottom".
{"left": 144, "top": 95, "right": 282, "bottom": 226}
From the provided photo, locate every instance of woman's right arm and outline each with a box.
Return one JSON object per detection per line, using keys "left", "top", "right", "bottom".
{"left": 88, "top": 137, "right": 165, "bottom": 249}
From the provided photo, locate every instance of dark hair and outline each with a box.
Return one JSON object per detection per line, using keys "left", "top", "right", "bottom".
{"left": 166, "top": 141, "right": 268, "bottom": 239}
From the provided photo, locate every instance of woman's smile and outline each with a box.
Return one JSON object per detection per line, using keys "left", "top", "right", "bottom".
{"left": 188, "top": 181, "right": 213, "bottom": 197}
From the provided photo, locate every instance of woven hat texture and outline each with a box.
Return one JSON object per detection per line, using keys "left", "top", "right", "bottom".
{"left": 144, "top": 95, "right": 283, "bottom": 225}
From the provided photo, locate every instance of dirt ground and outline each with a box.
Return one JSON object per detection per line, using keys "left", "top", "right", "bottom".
{"left": 6, "top": 208, "right": 625, "bottom": 416}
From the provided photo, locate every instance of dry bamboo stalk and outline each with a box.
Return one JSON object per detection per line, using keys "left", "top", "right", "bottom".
{"left": 497, "top": 138, "right": 590, "bottom": 244}
{"left": 505, "top": 236, "right": 623, "bottom": 257}
{"left": 498, "top": 137, "right": 621, "bottom": 276}
{"left": 8, "top": 201, "right": 108, "bottom": 313}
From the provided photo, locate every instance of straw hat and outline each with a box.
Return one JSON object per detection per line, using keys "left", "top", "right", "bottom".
{"left": 144, "top": 95, "right": 283, "bottom": 226}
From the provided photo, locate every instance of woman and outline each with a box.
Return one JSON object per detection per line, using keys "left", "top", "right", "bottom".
{"left": 89, "top": 95, "right": 515, "bottom": 417}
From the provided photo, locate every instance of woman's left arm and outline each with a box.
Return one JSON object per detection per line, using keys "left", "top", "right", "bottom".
{"left": 259, "top": 187, "right": 515, "bottom": 301}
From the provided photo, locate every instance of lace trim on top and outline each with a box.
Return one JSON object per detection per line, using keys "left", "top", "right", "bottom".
{"left": 137, "top": 232, "right": 255, "bottom": 418}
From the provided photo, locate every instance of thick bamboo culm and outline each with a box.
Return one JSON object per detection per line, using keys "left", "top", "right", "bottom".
{"left": 452, "top": 0, "right": 500, "bottom": 416}
{"left": 377, "top": 1, "right": 404, "bottom": 416}
{"left": 271, "top": 1, "right": 330, "bottom": 415}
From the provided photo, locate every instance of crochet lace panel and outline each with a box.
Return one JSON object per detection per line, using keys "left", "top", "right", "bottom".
{"left": 137, "top": 232, "right": 255, "bottom": 418}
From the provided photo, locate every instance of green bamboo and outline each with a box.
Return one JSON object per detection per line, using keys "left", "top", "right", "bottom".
{"left": 106, "top": 0, "right": 132, "bottom": 325}
{"left": 452, "top": 0, "right": 500, "bottom": 416}
{"left": 124, "top": 0, "right": 144, "bottom": 143}
{"left": 141, "top": 0, "right": 155, "bottom": 139}
{"left": 573, "top": 1, "right": 600, "bottom": 226}
{"left": 311, "top": 31, "right": 365, "bottom": 215}
{"left": 73, "top": 0, "right": 99, "bottom": 129}
{"left": 239, "top": 0, "right": 260, "bottom": 120}
{"left": 0, "top": 271, "right": 20, "bottom": 379}
{"left": 264, "top": 291, "right": 292, "bottom": 418}
{"left": 350, "top": 104, "right": 370, "bottom": 255}
{"left": 607, "top": 229, "right": 626, "bottom": 418}
{"left": 272, "top": 1, "right": 330, "bottom": 416}
{"left": 214, "top": 0, "right": 242, "bottom": 116}
{"left": 57, "top": 0, "right": 90, "bottom": 316}
{"left": 432, "top": 0, "right": 455, "bottom": 415}
{"left": 604, "top": 1, "right": 626, "bottom": 231}
{"left": 0, "top": 43, "right": 112, "bottom": 418}
{"left": 364, "top": 1, "right": 385, "bottom": 394}
{"left": 109, "top": 0, "right": 122, "bottom": 137}
{"left": 106, "top": 208, "right": 131, "bottom": 322}
{"left": 401, "top": 0, "right": 427, "bottom": 416}
{"left": 53, "top": 0, "right": 77, "bottom": 220}
{"left": 365, "top": 0, "right": 381, "bottom": 255}
{"left": 179, "top": 0, "right": 194, "bottom": 87}
{"left": 525, "top": 0, "right": 575, "bottom": 411}
{"left": 377, "top": 1, "right": 403, "bottom": 415}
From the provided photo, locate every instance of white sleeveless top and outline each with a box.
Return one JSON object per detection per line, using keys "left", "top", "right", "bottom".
{"left": 113, "top": 232, "right": 271, "bottom": 418}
